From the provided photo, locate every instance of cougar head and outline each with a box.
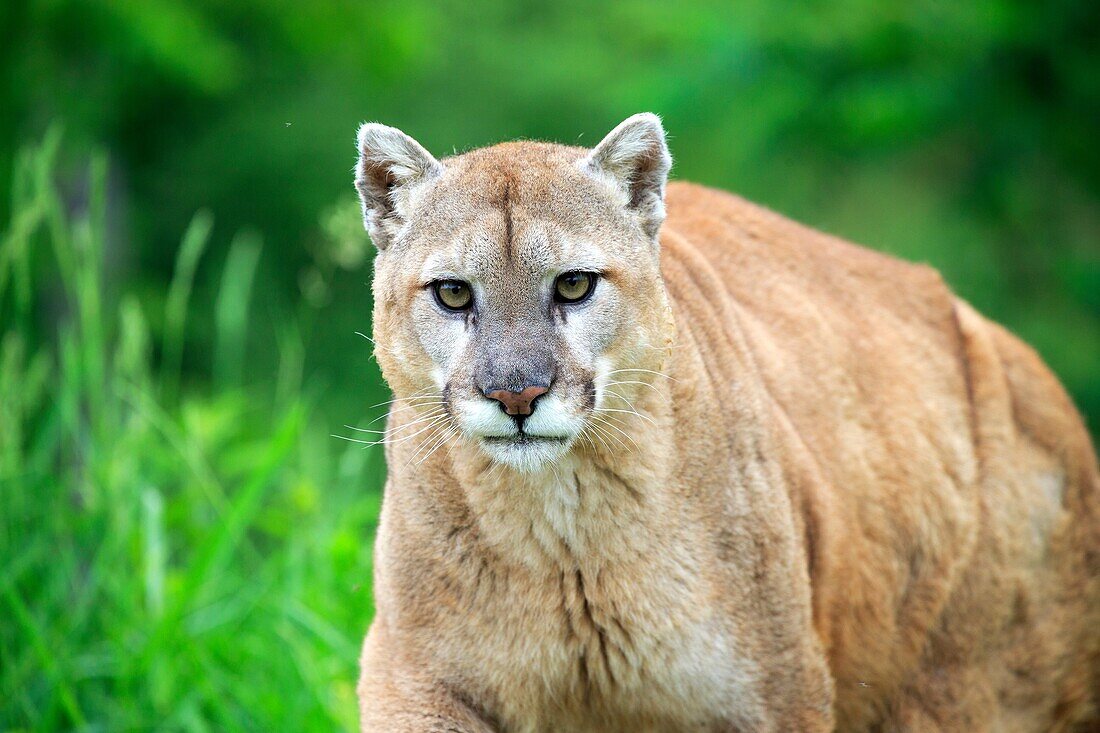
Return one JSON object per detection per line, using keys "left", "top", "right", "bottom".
{"left": 356, "top": 114, "right": 673, "bottom": 472}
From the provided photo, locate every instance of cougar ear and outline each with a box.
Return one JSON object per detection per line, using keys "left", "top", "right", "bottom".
{"left": 582, "top": 113, "right": 672, "bottom": 239}
{"left": 355, "top": 123, "right": 443, "bottom": 250}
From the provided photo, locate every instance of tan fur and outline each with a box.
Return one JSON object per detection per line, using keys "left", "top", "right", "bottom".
{"left": 356, "top": 122, "right": 1100, "bottom": 732}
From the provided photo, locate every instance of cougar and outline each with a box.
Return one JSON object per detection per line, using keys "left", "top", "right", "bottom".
{"left": 352, "top": 113, "right": 1100, "bottom": 732}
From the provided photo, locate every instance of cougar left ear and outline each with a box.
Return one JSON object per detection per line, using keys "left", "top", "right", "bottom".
{"left": 355, "top": 123, "right": 443, "bottom": 250}
{"left": 582, "top": 113, "right": 672, "bottom": 240}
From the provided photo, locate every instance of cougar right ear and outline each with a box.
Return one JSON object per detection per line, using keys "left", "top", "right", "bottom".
{"left": 355, "top": 123, "right": 443, "bottom": 250}
{"left": 582, "top": 113, "right": 672, "bottom": 241}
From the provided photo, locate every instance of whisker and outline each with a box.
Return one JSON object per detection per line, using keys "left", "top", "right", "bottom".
{"left": 333, "top": 416, "right": 450, "bottom": 449}
{"left": 587, "top": 418, "right": 631, "bottom": 454}
{"left": 601, "top": 388, "right": 643, "bottom": 414}
{"left": 335, "top": 410, "right": 449, "bottom": 448}
{"left": 595, "top": 406, "right": 657, "bottom": 427}
{"left": 598, "top": 405, "right": 646, "bottom": 440}
{"left": 590, "top": 423, "right": 621, "bottom": 455}
{"left": 482, "top": 459, "right": 501, "bottom": 483}
{"left": 594, "top": 413, "right": 641, "bottom": 448}
{"left": 342, "top": 425, "right": 389, "bottom": 436}
{"left": 345, "top": 406, "right": 446, "bottom": 433}
{"left": 592, "top": 415, "right": 639, "bottom": 452}
{"left": 486, "top": 457, "right": 509, "bottom": 484}
{"left": 370, "top": 415, "right": 452, "bottom": 447}
{"left": 604, "top": 368, "right": 677, "bottom": 382}
{"left": 364, "top": 394, "right": 443, "bottom": 412}
{"left": 332, "top": 434, "right": 378, "bottom": 446}
{"left": 415, "top": 425, "right": 459, "bottom": 466}
{"left": 356, "top": 401, "right": 446, "bottom": 428}
{"left": 364, "top": 386, "right": 440, "bottom": 410}
{"left": 602, "top": 379, "right": 662, "bottom": 395}
{"left": 406, "top": 420, "right": 455, "bottom": 466}
{"left": 579, "top": 428, "right": 603, "bottom": 456}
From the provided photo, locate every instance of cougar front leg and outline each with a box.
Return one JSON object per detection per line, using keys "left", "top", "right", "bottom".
{"left": 358, "top": 629, "right": 496, "bottom": 733}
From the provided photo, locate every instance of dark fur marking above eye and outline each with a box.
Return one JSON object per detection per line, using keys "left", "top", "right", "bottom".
{"left": 502, "top": 181, "right": 514, "bottom": 261}
{"left": 488, "top": 175, "right": 518, "bottom": 262}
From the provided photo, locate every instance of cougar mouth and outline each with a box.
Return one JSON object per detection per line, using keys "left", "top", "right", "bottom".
{"left": 478, "top": 431, "right": 575, "bottom": 472}
{"left": 482, "top": 434, "right": 570, "bottom": 445}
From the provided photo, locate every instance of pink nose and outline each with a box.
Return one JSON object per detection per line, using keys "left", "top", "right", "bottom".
{"left": 485, "top": 385, "right": 549, "bottom": 416}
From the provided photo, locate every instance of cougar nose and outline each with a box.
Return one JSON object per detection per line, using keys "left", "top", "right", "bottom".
{"left": 484, "top": 385, "right": 549, "bottom": 416}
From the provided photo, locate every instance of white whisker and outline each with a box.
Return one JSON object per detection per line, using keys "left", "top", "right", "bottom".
{"left": 345, "top": 406, "right": 446, "bottom": 433}
{"left": 332, "top": 434, "right": 378, "bottom": 446}
{"left": 588, "top": 423, "right": 619, "bottom": 455}
{"left": 579, "top": 428, "right": 603, "bottom": 456}
{"left": 336, "top": 409, "right": 450, "bottom": 449}
{"left": 595, "top": 406, "right": 657, "bottom": 427}
{"left": 356, "top": 401, "right": 446, "bottom": 428}
{"left": 415, "top": 425, "right": 459, "bottom": 466}
{"left": 602, "top": 379, "right": 662, "bottom": 395}
{"left": 602, "top": 388, "right": 643, "bottom": 414}
{"left": 406, "top": 421, "right": 455, "bottom": 466}
{"left": 604, "top": 368, "right": 677, "bottom": 382}
{"left": 593, "top": 415, "right": 639, "bottom": 452}
{"left": 364, "top": 395, "right": 443, "bottom": 412}
{"left": 587, "top": 418, "right": 630, "bottom": 453}
{"left": 364, "top": 386, "right": 439, "bottom": 410}
{"left": 370, "top": 415, "right": 452, "bottom": 447}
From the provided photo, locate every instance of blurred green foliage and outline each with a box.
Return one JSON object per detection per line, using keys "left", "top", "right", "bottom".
{"left": 2, "top": 131, "right": 380, "bottom": 731}
{"left": 2, "top": 0, "right": 1096, "bottom": 422}
{"left": 1, "top": 1, "right": 1098, "bottom": 729}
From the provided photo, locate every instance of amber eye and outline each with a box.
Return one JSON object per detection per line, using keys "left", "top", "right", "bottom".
{"left": 432, "top": 280, "right": 473, "bottom": 311}
{"left": 554, "top": 271, "right": 597, "bottom": 304}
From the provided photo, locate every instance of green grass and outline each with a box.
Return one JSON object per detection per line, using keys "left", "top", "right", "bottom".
{"left": 0, "top": 132, "right": 384, "bottom": 731}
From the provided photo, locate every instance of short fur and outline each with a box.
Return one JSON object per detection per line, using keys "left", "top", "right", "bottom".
{"left": 354, "top": 115, "right": 1100, "bottom": 732}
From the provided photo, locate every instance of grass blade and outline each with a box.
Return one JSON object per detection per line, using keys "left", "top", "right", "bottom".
{"left": 213, "top": 230, "right": 262, "bottom": 389}
{"left": 162, "top": 210, "right": 214, "bottom": 402}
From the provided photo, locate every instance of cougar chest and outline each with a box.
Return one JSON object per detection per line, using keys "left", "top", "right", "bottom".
{"left": 447, "top": 467, "right": 765, "bottom": 732}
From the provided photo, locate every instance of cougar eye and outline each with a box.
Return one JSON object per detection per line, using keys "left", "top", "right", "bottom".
{"left": 432, "top": 280, "right": 473, "bottom": 311}
{"left": 554, "top": 271, "right": 597, "bottom": 304}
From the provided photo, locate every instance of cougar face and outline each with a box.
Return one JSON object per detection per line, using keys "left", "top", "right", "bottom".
{"left": 357, "top": 116, "right": 673, "bottom": 472}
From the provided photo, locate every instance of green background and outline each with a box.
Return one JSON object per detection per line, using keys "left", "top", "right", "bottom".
{"left": 1, "top": 1, "right": 1097, "bottom": 730}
